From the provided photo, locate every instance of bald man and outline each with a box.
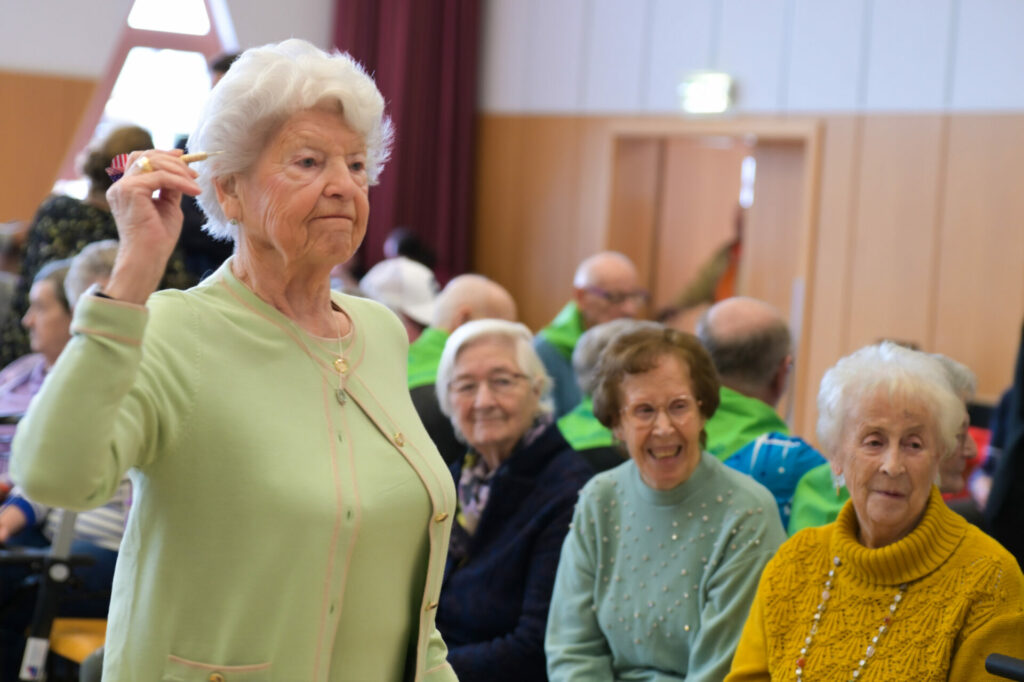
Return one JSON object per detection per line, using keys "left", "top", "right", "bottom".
{"left": 408, "top": 274, "right": 517, "bottom": 463}
{"left": 534, "top": 252, "right": 646, "bottom": 417}
{"left": 696, "top": 296, "right": 794, "bottom": 459}
{"left": 697, "top": 297, "right": 825, "bottom": 526}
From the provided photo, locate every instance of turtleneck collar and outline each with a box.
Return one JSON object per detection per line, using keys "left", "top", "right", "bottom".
{"left": 627, "top": 451, "right": 716, "bottom": 507}
{"left": 831, "top": 486, "right": 967, "bottom": 586}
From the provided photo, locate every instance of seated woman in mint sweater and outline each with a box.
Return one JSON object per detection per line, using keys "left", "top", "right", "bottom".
{"left": 546, "top": 326, "right": 785, "bottom": 681}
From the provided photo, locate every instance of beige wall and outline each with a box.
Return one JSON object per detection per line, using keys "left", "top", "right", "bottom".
{"left": 474, "top": 113, "right": 1024, "bottom": 441}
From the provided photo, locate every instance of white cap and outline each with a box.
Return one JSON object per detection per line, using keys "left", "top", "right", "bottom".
{"left": 359, "top": 257, "right": 438, "bottom": 326}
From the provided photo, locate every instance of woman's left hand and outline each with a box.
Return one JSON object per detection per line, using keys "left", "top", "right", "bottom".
{"left": 104, "top": 149, "right": 201, "bottom": 303}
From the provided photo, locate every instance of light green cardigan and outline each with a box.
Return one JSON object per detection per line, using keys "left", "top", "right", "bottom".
{"left": 12, "top": 262, "right": 458, "bottom": 682}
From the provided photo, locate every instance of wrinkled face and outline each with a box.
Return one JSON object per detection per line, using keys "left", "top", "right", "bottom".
{"left": 449, "top": 337, "right": 540, "bottom": 463}
{"left": 222, "top": 107, "right": 370, "bottom": 270}
{"left": 22, "top": 281, "right": 71, "bottom": 364}
{"left": 938, "top": 408, "right": 976, "bottom": 494}
{"left": 833, "top": 390, "right": 941, "bottom": 548}
{"left": 576, "top": 266, "right": 644, "bottom": 328}
{"left": 613, "top": 354, "right": 705, "bottom": 491}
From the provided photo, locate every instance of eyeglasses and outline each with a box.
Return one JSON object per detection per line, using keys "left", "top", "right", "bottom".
{"left": 582, "top": 286, "right": 650, "bottom": 306}
{"left": 449, "top": 372, "right": 529, "bottom": 400}
{"left": 620, "top": 395, "right": 701, "bottom": 427}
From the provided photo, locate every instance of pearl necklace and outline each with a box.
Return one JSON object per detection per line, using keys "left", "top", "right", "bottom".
{"left": 795, "top": 556, "right": 907, "bottom": 681}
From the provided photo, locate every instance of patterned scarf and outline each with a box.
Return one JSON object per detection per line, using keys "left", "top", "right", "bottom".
{"left": 448, "top": 416, "right": 552, "bottom": 562}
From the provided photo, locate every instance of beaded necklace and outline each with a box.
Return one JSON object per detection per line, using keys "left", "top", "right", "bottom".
{"left": 795, "top": 556, "right": 907, "bottom": 681}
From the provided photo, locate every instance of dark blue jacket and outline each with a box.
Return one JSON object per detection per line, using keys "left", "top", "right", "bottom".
{"left": 438, "top": 424, "right": 593, "bottom": 682}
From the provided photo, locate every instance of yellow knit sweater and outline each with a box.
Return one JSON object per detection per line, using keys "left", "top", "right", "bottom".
{"left": 726, "top": 487, "right": 1024, "bottom": 681}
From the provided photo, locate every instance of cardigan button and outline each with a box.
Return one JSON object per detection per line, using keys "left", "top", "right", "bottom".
{"left": 426, "top": 601, "right": 439, "bottom": 611}
{"left": 434, "top": 512, "right": 449, "bottom": 523}
{"left": 209, "top": 674, "right": 226, "bottom": 682}
{"left": 394, "top": 432, "right": 405, "bottom": 446}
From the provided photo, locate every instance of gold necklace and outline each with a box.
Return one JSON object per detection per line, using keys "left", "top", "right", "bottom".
{"left": 795, "top": 556, "right": 907, "bottom": 681}
{"left": 332, "top": 309, "right": 348, "bottom": 405}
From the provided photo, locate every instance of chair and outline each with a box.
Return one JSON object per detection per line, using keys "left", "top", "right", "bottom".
{"left": 987, "top": 653, "right": 1024, "bottom": 681}
{"left": 0, "top": 414, "right": 108, "bottom": 680}
{"left": 0, "top": 510, "right": 107, "bottom": 681}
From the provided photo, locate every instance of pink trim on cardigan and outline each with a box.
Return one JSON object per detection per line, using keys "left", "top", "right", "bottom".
{"left": 70, "top": 325, "right": 143, "bottom": 346}
{"left": 167, "top": 654, "right": 271, "bottom": 671}
{"left": 310, "top": 377, "right": 348, "bottom": 679}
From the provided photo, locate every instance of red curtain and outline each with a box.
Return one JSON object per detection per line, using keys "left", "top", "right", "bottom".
{"left": 334, "top": 0, "right": 481, "bottom": 284}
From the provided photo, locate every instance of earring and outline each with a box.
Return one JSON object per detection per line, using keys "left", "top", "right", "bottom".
{"left": 830, "top": 470, "right": 846, "bottom": 497}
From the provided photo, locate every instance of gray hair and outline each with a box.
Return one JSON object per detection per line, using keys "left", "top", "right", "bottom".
{"left": 65, "top": 239, "right": 118, "bottom": 308}
{"left": 817, "top": 342, "right": 963, "bottom": 460}
{"left": 573, "top": 319, "right": 662, "bottom": 395}
{"left": 931, "top": 353, "right": 977, "bottom": 401}
{"left": 190, "top": 39, "right": 393, "bottom": 241}
{"left": 33, "top": 259, "right": 72, "bottom": 313}
{"left": 435, "top": 319, "right": 553, "bottom": 433}
{"left": 697, "top": 308, "right": 791, "bottom": 390}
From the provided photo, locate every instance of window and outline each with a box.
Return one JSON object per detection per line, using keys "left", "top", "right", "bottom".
{"left": 55, "top": 0, "right": 236, "bottom": 196}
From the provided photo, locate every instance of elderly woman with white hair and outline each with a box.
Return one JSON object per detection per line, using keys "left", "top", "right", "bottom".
{"left": 12, "top": 40, "right": 456, "bottom": 681}
{"left": 727, "top": 342, "right": 1024, "bottom": 681}
{"left": 433, "top": 319, "right": 593, "bottom": 681}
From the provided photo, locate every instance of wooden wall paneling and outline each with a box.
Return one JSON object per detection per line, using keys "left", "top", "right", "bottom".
{"left": 605, "top": 137, "right": 663, "bottom": 300}
{"left": 473, "top": 116, "right": 592, "bottom": 332}
{"left": 846, "top": 115, "right": 945, "bottom": 351}
{"left": 798, "top": 116, "right": 860, "bottom": 441}
{"left": 933, "top": 115, "right": 1024, "bottom": 402}
{"left": 573, "top": 118, "right": 616, "bottom": 260}
{"left": 473, "top": 115, "right": 527, "bottom": 316}
{"left": 740, "top": 139, "right": 809, "bottom": 430}
{"left": 0, "top": 71, "right": 95, "bottom": 221}
{"left": 651, "top": 137, "right": 746, "bottom": 313}
{"left": 516, "top": 117, "right": 592, "bottom": 331}
{"left": 740, "top": 141, "right": 806, "bottom": 316}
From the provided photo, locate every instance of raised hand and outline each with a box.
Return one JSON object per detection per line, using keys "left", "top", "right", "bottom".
{"left": 104, "top": 149, "right": 202, "bottom": 304}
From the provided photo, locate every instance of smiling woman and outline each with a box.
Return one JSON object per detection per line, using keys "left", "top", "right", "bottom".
{"left": 546, "top": 325, "right": 785, "bottom": 681}
{"left": 433, "top": 319, "right": 594, "bottom": 681}
{"left": 726, "top": 342, "right": 1024, "bottom": 681}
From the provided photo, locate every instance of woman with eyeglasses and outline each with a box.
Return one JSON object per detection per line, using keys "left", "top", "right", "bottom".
{"left": 546, "top": 326, "right": 786, "bottom": 681}
{"left": 433, "top": 319, "right": 595, "bottom": 681}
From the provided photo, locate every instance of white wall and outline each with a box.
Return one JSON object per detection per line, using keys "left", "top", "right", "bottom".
{"left": 4, "top": 0, "right": 1023, "bottom": 113}
{"left": 0, "top": 0, "right": 335, "bottom": 78}
{"left": 479, "top": 0, "right": 1024, "bottom": 113}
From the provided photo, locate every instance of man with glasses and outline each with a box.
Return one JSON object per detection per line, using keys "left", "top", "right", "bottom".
{"left": 533, "top": 252, "right": 647, "bottom": 417}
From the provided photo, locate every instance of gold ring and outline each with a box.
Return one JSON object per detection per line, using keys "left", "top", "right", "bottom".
{"left": 135, "top": 156, "right": 154, "bottom": 173}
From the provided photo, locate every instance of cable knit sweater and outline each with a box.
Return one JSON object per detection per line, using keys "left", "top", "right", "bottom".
{"left": 726, "top": 486, "right": 1024, "bottom": 681}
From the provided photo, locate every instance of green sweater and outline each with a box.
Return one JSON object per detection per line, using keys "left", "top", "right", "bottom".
{"left": 408, "top": 326, "right": 450, "bottom": 389}
{"left": 556, "top": 396, "right": 615, "bottom": 450}
{"left": 787, "top": 462, "right": 850, "bottom": 535}
{"left": 704, "top": 387, "right": 788, "bottom": 461}
{"left": 546, "top": 454, "right": 786, "bottom": 681}
{"left": 12, "top": 262, "right": 457, "bottom": 682}
{"left": 535, "top": 302, "right": 586, "bottom": 417}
